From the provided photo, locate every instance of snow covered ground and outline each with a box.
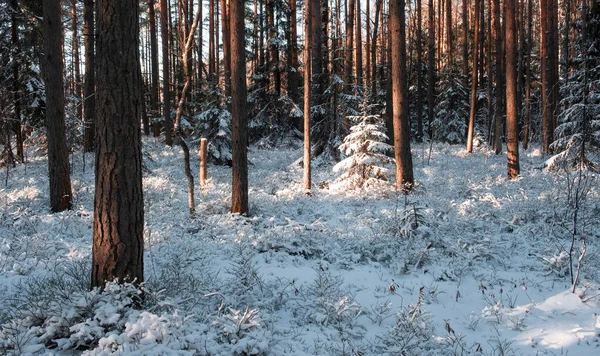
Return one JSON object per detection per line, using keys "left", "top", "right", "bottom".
{"left": 0, "top": 137, "right": 599, "bottom": 355}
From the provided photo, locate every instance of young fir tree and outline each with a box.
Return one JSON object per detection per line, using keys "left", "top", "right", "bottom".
{"left": 333, "top": 115, "right": 394, "bottom": 189}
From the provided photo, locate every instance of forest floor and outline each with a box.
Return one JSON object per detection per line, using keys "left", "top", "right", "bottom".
{"left": 0, "top": 137, "right": 599, "bottom": 355}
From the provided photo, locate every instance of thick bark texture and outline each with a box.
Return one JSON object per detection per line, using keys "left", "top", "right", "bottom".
{"left": 230, "top": 0, "right": 249, "bottom": 214}
{"left": 92, "top": 0, "right": 144, "bottom": 288}
{"left": 43, "top": 0, "right": 73, "bottom": 213}
{"left": 390, "top": 0, "right": 414, "bottom": 189}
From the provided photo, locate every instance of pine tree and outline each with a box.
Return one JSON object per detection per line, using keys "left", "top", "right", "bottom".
{"left": 333, "top": 115, "right": 394, "bottom": 188}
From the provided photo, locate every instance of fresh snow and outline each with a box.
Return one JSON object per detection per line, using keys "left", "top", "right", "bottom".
{"left": 0, "top": 137, "right": 599, "bottom": 355}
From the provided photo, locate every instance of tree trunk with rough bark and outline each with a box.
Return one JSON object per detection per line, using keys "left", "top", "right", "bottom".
{"left": 230, "top": 0, "right": 249, "bottom": 214}
{"left": 92, "top": 0, "right": 144, "bottom": 289}
{"left": 390, "top": 0, "right": 414, "bottom": 189}
{"left": 43, "top": 0, "right": 73, "bottom": 213}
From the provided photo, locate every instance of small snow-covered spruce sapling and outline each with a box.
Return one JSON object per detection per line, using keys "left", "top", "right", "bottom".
{"left": 333, "top": 115, "right": 394, "bottom": 188}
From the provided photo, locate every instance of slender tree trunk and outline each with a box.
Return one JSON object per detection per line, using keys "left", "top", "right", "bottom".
{"left": 149, "top": 0, "right": 159, "bottom": 135}
{"left": 230, "top": 0, "right": 249, "bottom": 213}
{"left": 416, "top": 0, "right": 423, "bottom": 142}
{"left": 462, "top": 0, "right": 469, "bottom": 137}
{"left": 43, "top": 0, "right": 73, "bottom": 213}
{"left": 345, "top": 0, "right": 355, "bottom": 93}
{"left": 161, "top": 0, "right": 173, "bottom": 145}
{"left": 355, "top": 0, "right": 363, "bottom": 86}
{"left": 209, "top": 0, "right": 216, "bottom": 78}
{"left": 505, "top": 0, "right": 520, "bottom": 177}
{"left": 196, "top": 0, "right": 204, "bottom": 82}
{"left": 72, "top": 0, "right": 82, "bottom": 123}
{"left": 427, "top": 0, "right": 435, "bottom": 139}
{"left": 83, "top": 0, "right": 96, "bottom": 151}
{"left": 493, "top": 0, "right": 503, "bottom": 154}
{"left": 366, "top": 0, "right": 371, "bottom": 93}
{"left": 540, "top": 0, "right": 549, "bottom": 152}
{"left": 390, "top": 0, "right": 414, "bottom": 189}
{"left": 288, "top": 0, "right": 299, "bottom": 102}
{"left": 267, "top": 0, "right": 280, "bottom": 95}
{"left": 221, "top": 0, "right": 232, "bottom": 102}
{"left": 303, "top": 0, "right": 315, "bottom": 191}
{"left": 445, "top": 0, "right": 452, "bottom": 66}
{"left": 371, "top": 0, "right": 381, "bottom": 97}
{"left": 10, "top": 0, "right": 23, "bottom": 162}
{"left": 462, "top": 0, "right": 468, "bottom": 81}
{"left": 486, "top": 0, "right": 493, "bottom": 144}
{"left": 173, "top": 4, "right": 202, "bottom": 218}
{"left": 516, "top": 0, "right": 524, "bottom": 138}
{"left": 522, "top": 0, "right": 532, "bottom": 149}
{"left": 93, "top": 0, "right": 144, "bottom": 289}
{"left": 466, "top": 0, "right": 480, "bottom": 152}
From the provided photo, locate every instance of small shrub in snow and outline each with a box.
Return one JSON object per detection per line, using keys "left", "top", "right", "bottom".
{"left": 333, "top": 114, "right": 394, "bottom": 189}
{"left": 373, "top": 299, "right": 435, "bottom": 355}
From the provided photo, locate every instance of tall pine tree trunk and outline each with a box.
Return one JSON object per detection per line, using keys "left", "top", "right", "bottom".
{"left": 427, "top": 0, "right": 435, "bottom": 139}
{"left": 345, "top": 0, "right": 355, "bottom": 93}
{"left": 93, "top": 0, "right": 144, "bottom": 288}
{"left": 83, "top": 0, "right": 96, "bottom": 151}
{"left": 72, "top": 0, "right": 82, "bottom": 122}
{"left": 209, "top": 0, "right": 216, "bottom": 78}
{"left": 390, "top": 0, "right": 414, "bottom": 189}
{"left": 355, "top": 0, "right": 363, "bottom": 86}
{"left": 365, "top": 0, "right": 371, "bottom": 93}
{"left": 230, "top": 0, "right": 249, "bottom": 213}
{"left": 288, "top": 0, "right": 299, "bottom": 102}
{"left": 505, "top": 0, "right": 520, "bottom": 177}
{"left": 10, "top": 0, "right": 23, "bottom": 162}
{"left": 522, "top": 0, "right": 532, "bottom": 149}
{"left": 221, "top": 0, "right": 232, "bottom": 102}
{"left": 370, "top": 0, "right": 381, "bottom": 97}
{"left": 466, "top": 0, "right": 480, "bottom": 152}
{"left": 416, "top": 0, "right": 423, "bottom": 142}
{"left": 43, "top": 0, "right": 73, "bottom": 213}
{"left": 161, "top": 0, "right": 173, "bottom": 145}
{"left": 493, "top": 0, "right": 503, "bottom": 154}
{"left": 149, "top": 0, "right": 159, "bottom": 135}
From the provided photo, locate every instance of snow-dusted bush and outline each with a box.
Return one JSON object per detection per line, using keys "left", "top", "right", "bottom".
{"left": 332, "top": 114, "right": 394, "bottom": 189}
{"left": 372, "top": 299, "right": 436, "bottom": 355}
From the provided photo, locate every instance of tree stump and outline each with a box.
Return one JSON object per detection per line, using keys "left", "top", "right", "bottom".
{"left": 199, "top": 138, "right": 208, "bottom": 186}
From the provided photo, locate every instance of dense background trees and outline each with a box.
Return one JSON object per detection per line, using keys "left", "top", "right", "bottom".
{"left": 1, "top": 0, "right": 599, "bottom": 286}
{"left": 3, "top": 0, "right": 599, "bottom": 176}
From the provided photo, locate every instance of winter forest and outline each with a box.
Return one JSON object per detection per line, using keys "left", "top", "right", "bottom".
{"left": 0, "top": 0, "right": 599, "bottom": 354}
